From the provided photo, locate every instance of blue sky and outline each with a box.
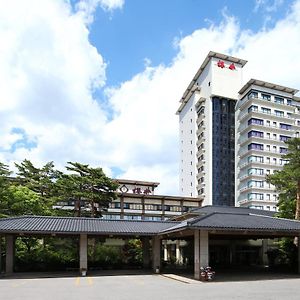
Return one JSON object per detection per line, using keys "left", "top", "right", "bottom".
{"left": 89, "top": 0, "right": 288, "bottom": 86}
{"left": 0, "top": 0, "right": 300, "bottom": 195}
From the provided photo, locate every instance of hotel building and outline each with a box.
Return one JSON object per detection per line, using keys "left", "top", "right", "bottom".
{"left": 177, "top": 51, "right": 247, "bottom": 206}
{"left": 235, "top": 79, "right": 300, "bottom": 210}
{"left": 178, "top": 51, "right": 300, "bottom": 210}
{"left": 54, "top": 179, "right": 202, "bottom": 220}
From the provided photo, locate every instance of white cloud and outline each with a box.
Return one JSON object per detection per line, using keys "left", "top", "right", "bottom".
{"left": 1, "top": 0, "right": 300, "bottom": 196}
{"left": 76, "top": 0, "right": 124, "bottom": 23}
{"left": 254, "top": 0, "right": 284, "bottom": 12}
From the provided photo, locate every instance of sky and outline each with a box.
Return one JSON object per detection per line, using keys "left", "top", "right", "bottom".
{"left": 0, "top": 0, "right": 300, "bottom": 195}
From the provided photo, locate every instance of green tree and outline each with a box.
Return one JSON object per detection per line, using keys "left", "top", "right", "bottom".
{"left": 14, "top": 159, "right": 63, "bottom": 215}
{"left": 0, "top": 162, "right": 12, "bottom": 218}
{"left": 267, "top": 138, "right": 300, "bottom": 219}
{"left": 58, "top": 162, "right": 118, "bottom": 217}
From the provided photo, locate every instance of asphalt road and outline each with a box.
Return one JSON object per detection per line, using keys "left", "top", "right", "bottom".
{"left": 1, "top": 273, "right": 300, "bottom": 300}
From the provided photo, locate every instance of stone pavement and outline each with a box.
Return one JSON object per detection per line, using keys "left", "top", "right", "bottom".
{"left": 1, "top": 272, "right": 300, "bottom": 300}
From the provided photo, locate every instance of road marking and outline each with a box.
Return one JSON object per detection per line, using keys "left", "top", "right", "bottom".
{"left": 87, "top": 277, "right": 93, "bottom": 286}
{"left": 75, "top": 277, "right": 80, "bottom": 286}
{"left": 12, "top": 281, "right": 27, "bottom": 288}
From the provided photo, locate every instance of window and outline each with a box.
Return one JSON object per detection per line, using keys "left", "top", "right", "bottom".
{"left": 248, "top": 155, "right": 264, "bottom": 163}
{"left": 280, "top": 123, "right": 291, "bottom": 130}
{"left": 280, "top": 135, "right": 291, "bottom": 142}
{"left": 248, "top": 168, "right": 264, "bottom": 175}
{"left": 261, "top": 107, "right": 271, "bottom": 114}
{"left": 248, "top": 105, "right": 258, "bottom": 112}
{"left": 280, "top": 147, "right": 288, "bottom": 154}
{"left": 274, "top": 110, "right": 284, "bottom": 117}
{"left": 262, "top": 94, "right": 271, "bottom": 100}
{"left": 248, "top": 91, "right": 258, "bottom": 99}
{"left": 112, "top": 202, "right": 121, "bottom": 209}
{"left": 287, "top": 112, "right": 292, "bottom": 118}
{"left": 130, "top": 203, "right": 143, "bottom": 210}
{"left": 266, "top": 120, "right": 270, "bottom": 127}
{"left": 247, "top": 180, "right": 264, "bottom": 188}
{"left": 248, "top": 118, "right": 263, "bottom": 125}
{"left": 248, "top": 143, "right": 263, "bottom": 150}
{"left": 248, "top": 130, "right": 264, "bottom": 138}
{"left": 248, "top": 193, "right": 264, "bottom": 200}
{"left": 274, "top": 96, "right": 284, "bottom": 104}
{"left": 287, "top": 99, "right": 292, "bottom": 106}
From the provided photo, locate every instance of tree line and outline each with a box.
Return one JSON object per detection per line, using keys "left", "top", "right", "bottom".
{"left": 0, "top": 160, "right": 118, "bottom": 218}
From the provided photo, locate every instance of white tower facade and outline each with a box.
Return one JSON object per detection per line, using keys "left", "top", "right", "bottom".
{"left": 235, "top": 79, "right": 300, "bottom": 210}
{"left": 177, "top": 51, "right": 247, "bottom": 206}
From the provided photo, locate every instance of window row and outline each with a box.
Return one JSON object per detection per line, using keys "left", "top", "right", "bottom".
{"left": 247, "top": 155, "right": 289, "bottom": 165}
{"left": 110, "top": 202, "right": 189, "bottom": 212}
{"left": 248, "top": 118, "right": 292, "bottom": 130}
{"left": 248, "top": 91, "right": 292, "bottom": 106}
{"left": 247, "top": 193, "right": 278, "bottom": 201}
{"left": 248, "top": 143, "right": 288, "bottom": 153}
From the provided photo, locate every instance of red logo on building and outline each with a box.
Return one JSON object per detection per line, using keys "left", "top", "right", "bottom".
{"left": 229, "top": 63, "right": 236, "bottom": 70}
{"left": 217, "top": 60, "right": 225, "bottom": 68}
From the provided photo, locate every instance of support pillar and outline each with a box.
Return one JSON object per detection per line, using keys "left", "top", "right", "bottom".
{"left": 194, "top": 230, "right": 209, "bottom": 280}
{"left": 298, "top": 236, "right": 300, "bottom": 274}
{"left": 200, "top": 230, "right": 209, "bottom": 267}
{"left": 6, "top": 235, "right": 14, "bottom": 274}
{"left": 229, "top": 241, "right": 236, "bottom": 265}
{"left": 194, "top": 230, "right": 200, "bottom": 280}
{"left": 152, "top": 236, "right": 161, "bottom": 273}
{"left": 261, "top": 239, "right": 269, "bottom": 266}
{"left": 142, "top": 237, "right": 150, "bottom": 268}
{"left": 0, "top": 235, "right": 2, "bottom": 274}
{"left": 163, "top": 240, "right": 168, "bottom": 261}
{"left": 79, "top": 234, "right": 88, "bottom": 276}
{"left": 176, "top": 240, "right": 183, "bottom": 264}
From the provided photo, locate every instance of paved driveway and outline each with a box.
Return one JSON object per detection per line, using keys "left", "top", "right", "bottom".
{"left": 1, "top": 273, "right": 300, "bottom": 300}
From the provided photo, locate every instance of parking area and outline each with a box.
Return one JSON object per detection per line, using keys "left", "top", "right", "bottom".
{"left": 2, "top": 272, "right": 300, "bottom": 300}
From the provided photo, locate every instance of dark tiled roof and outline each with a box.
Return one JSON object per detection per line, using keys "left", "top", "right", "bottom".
{"left": 190, "top": 205, "right": 275, "bottom": 217}
{"left": 188, "top": 212, "right": 300, "bottom": 232}
{"left": 0, "top": 216, "right": 178, "bottom": 236}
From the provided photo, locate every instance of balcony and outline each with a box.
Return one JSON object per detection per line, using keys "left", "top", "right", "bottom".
{"left": 239, "top": 185, "right": 276, "bottom": 193}
{"left": 239, "top": 135, "right": 290, "bottom": 147}
{"left": 238, "top": 148, "right": 288, "bottom": 158}
{"left": 239, "top": 173, "right": 265, "bottom": 182}
{"left": 239, "top": 122, "right": 296, "bottom": 135}
{"left": 239, "top": 110, "right": 295, "bottom": 124}
{"left": 238, "top": 160, "right": 286, "bottom": 170}
{"left": 239, "top": 94, "right": 297, "bottom": 112}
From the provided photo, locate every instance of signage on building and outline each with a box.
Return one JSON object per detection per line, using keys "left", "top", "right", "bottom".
{"left": 217, "top": 60, "right": 236, "bottom": 70}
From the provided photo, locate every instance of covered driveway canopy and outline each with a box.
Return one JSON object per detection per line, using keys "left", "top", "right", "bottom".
{"left": 161, "top": 208, "right": 300, "bottom": 237}
{"left": 0, "top": 216, "right": 176, "bottom": 236}
{"left": 2, "top": 206, "right": 300, "bottom": 278}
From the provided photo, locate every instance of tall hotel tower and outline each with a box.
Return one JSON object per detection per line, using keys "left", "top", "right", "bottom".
{"left": 177, "top": 51, "right": 247, "bottom": 206}
{"left": 236, "top": 79, "right": 300, "bottom": 210}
